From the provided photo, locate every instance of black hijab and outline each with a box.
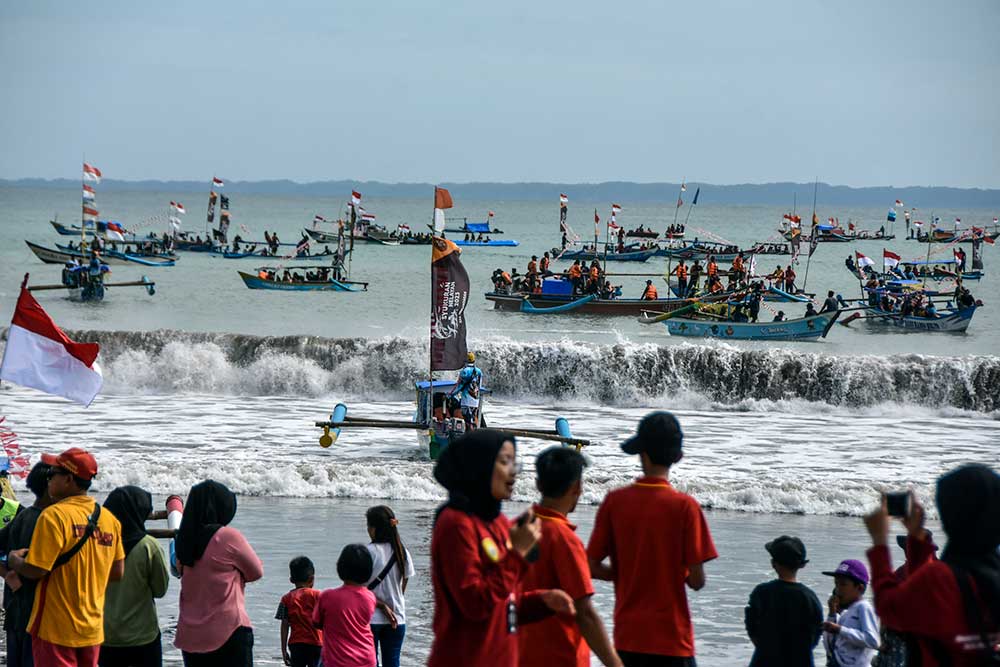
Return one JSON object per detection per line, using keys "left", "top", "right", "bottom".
{"left": 104, "top": 486, "right": 153, "bottom": 557}
{"left": 174, "top": 480, "right": 237, "bottom": 567}
{"left": 936, "top": 464, "right": 1000, "bottom": 622}
{"left": 433, "top": 429, "right": 515, "bottom": 523}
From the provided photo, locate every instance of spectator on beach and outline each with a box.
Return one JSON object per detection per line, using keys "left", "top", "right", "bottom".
{"left": 863, "top": 465, "right": 1000, "bottom": 666}
{"left": 174, "top": 480, "right": 263, "bottom": 666}
{"left": 518, "top": 447, "right": 622, "bottom": 667}
{"left": 427, "top": 429, "right": 575, "bottom": 667}
{"left": 821, "top": 559, "right": 879, "bottom": 667}
{"left": 277, "top": 556, "right": 322, "bottom": 667}
{"left": 313, "top": 544, "right": 377, "bottom": 667}
{"left": 6, "top": 448, "right": 124, "bottom": 667}
{"left": 744, "top": 535, "right": 823, "bottom": 667}
{"left": 100, "top": 486, "right": 169, "bottom": 667}
{"left": 587, "top": 412, "right": 718, "bottom": 667}
{"left": 0, "top": 462, "right": 52, "bottom": 667}
{"left": 365, "top": 506, "right": 415, "bottom": 667}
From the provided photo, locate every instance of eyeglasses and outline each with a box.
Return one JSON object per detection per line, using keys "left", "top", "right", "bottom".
{"left": 46, "top": 469, "right": 71, "bottom": 480}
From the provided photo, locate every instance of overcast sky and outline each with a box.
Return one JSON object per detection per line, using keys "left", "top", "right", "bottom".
{"left": 1, "top": 0, "right": 997, "bottom": 187}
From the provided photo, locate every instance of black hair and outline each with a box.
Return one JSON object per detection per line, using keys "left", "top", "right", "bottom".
{"left": 74, "top": 475, "right": 92, "bottom": 491}
{"left": 337, "top": 543, "right": 373, "bottom": 584}
{"left": 26, "top": 462, "right": 51, "bottom": 498}
{"left": 289, "top": 556, "right": 315, "bottom": 584}
{"left": 367, "top": 505, "right": 407, "bottom": 575}
{"left": 535, "top": 447, "right": 587, "bottom": 498}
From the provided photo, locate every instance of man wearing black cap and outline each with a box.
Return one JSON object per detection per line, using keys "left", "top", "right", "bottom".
{"left": 744, "top": 535, "right": 823, "bottom": 666}
{"left": 587, "top": 412, "right": 717, "bottom": 667}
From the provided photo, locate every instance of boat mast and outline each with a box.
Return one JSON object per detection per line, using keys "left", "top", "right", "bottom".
{"left": 801, "top": 179, "right": 819, "bottom": 291}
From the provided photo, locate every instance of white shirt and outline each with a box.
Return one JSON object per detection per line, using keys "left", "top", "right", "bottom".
{"left": 365, "top": 543, "right": 415, "bottom": 625}
{"left": 824, "top": 598, "right": 879, "bottom": 667}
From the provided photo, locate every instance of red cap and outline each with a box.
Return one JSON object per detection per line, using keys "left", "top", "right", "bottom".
{"left": 41, "top": 447, "right": 98, "bottom": 481}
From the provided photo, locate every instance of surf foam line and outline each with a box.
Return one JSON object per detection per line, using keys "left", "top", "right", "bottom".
{"left": 2, "top": 329, "right": 998, "bottom": 412}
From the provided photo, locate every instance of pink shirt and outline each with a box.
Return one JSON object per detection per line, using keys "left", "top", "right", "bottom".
{"left": 312, "top": 584, "right": 377, "bottom": 667}
{"left": 174, "top": 526, "right": 264, "bottom": 653}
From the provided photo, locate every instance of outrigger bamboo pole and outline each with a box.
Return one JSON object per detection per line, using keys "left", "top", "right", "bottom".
{"left": 28, "top": 280, "right": 155, "bottom": 292}
{"left": 313, "top": 417, "right": 591, "bottom": 447}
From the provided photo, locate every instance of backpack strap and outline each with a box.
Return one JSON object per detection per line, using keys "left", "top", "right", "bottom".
{"left": 53, "top": 503, "right": 101, "bottom": 568}
{"left": 367, "top": 551, "right": 398, "bottom": 591}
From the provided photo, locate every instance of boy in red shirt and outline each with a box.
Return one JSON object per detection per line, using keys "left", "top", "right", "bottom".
{"left": 276, "top": 556, "right": 322, "bottom": 667}
{"left": 587, "top": 412, "right": 718, "bottom": 667}
{"left": 518, "top": 447, "right": 622, "bottom": 667}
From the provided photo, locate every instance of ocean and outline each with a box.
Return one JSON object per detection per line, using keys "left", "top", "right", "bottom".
{"left": 0, "top": 185, "right": 997, "bottom": 665}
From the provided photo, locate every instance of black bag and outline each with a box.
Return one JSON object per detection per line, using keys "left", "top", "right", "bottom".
{"left": 53, "top": 503, "right": 101, "bottom": 568}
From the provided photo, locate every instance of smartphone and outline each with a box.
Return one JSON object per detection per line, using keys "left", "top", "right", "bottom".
{"left": 886, "top": 491, "right": 910, "bottom": 518}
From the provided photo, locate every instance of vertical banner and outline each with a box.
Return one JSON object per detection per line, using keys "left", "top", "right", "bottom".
{"left": 430, "top": 237, "right": 469, "bottom": 371}
{"left": 972, "top": 237, "right": 983, "bottom": 271}
{"left": 207, "top": 191, "right": 217, "bottom": 225}
{"left": 559, "top": 193, "right": 568, "bottom": 232}
{"left": 220, "top": 195, "right": 230, "bottom": 211}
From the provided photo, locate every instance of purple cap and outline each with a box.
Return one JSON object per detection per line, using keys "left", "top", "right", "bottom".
{"left": 821, "top": 559, "right": 869, "bottom": 585}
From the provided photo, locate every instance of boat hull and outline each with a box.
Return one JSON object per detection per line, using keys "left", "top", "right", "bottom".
{"left": 486, "top": 291, "right": 705, "bottom": 316}
{"left": 665, "top": 310, "right": 840, "bottom": 340}
{"left": 454, "top": 240, "right": 519, "bottom": 247}
{"left": 557, "top": 248, "right": 657, "bottom": 262}
{"left": 861, "top": 306, "right": 976, "bottom": 332}
{"left": 238, "top": 271, "right": 366, "bottom": 291}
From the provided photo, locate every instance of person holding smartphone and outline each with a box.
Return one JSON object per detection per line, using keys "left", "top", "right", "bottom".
{"left": 427, "top": 429, "right": 575, "bottom": 667}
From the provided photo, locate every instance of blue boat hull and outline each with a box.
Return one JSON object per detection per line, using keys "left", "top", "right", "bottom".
{"left": 453, "top": 240, "right": 519, "bottom": 247}
{"left": 862, "top": 306, "right": 976, "bottom": 332}
{"left": 665, "top": 311, "right": 840, "bottom": 340}
{"left": 238, "top": 271, "right": 366, "bottom": 291}
{"left": 559, "top": 248, "right": 657, "bottom": 262}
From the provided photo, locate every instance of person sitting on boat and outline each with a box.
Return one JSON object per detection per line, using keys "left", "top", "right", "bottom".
{"left": 641, "top": 280, "right": 658, "bottom": 300}
{"left": 924, "top": 301, "right": 939, "bottom": 318}
{"left": 540, "top": 252, "right": 551, "bottom": 276}
{"left": 527, "top": 256, "right": 538, "bottom": 277}
{"left": 845, "top": 255, "right": 856, "bottom": 273}
{"left": 818, "top": 290, "right": 839, "bottom": 314}
{"left": 957, "top": 287, "right": 976, "bottom": 309}
{"left": 448, "top": 353, "right": 484, "bottom": 431}
{"left": 804, "top": 302, "right": 818, "bottom": 317}
{"left": 568, "top": 261, "right": 583, "bottom": 293}
{"left": 731, "top": 303, "right": 749, "bottom": 322}
{"left": 768, "top": 265, "right": 784, "bottom": 286}
{"left": 773, "top": 310, "right": 786, "bottom": 322}
{"left": 706, "top": 257, "right": 719, "bottom": 281}
{"left": 688, "top": 260, "right": 703, "bottom": 296}
{"left": 783, "top": 265, "right": 797, "bottom": 294}
{"left": 476, "top": 233, "right": 484, "bottom": 242}
{"left": 671, "top": 261, "right": 688, "bottom": 297}
{"left": 878, "top": 225, "right": 885, "bottom": 238}
{"left": 707, "top": 275, "right": 724, "bottom": 294}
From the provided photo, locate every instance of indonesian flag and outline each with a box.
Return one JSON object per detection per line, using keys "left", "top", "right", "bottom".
{"left": 955, "top": 218, "right": 961, "bottom": 227}
{"left": 173, "top": 202, "right": 186, "bottom": 214}
{"left": 82, "top": 185, "right": 95, "bottom": 201}
{"left": 487, "top": 211, "right": 495, "bottom": 218}
{"left": 105, "top": 221, "right": 126, "bottom": 241}
{"left": 212, "top": 177, "right": 225, "bottom": 187}
{"left": 82, "top": 206, "right": 99, "bottom": 220}
{"left": 883, "top": 249, "right": 901, "bottom": 269}
{"left": 314, "top": 215, "right": 326, "bottom": 223}
{"left": 83, "top": 163, "right": 102, "bottom": 183}
{"left": 611, "top": 204, "right": 622, "bottom": 214}
{"left": 0, "top": 279, "right": 103, "bottom": 406}
{"left": 856, "top": 251, "right": 875, "bottom": 268}
{"left": 361, "top": 212, "right": 376, "bottom": 221}
{"left": 398, "top": 224, "right": 410, "bottom": 231}
{"left": 594, "top": 209, "right": 600, "bottom": 225}
{"left": 895, "top": 199, "right": 903, "bottom": 207}
{"left": 608, "top": 219, "right": 620, "bottom": 230}
{"left": 433, "top": 187, "right": 453, "bottom": 232}
{"left": 352, "top": 190, "right": 363, "bottom": 206}
{"left": 994, "top": 217, "right": 998, "bottom": 224}
{"left": 680, "top": 182, "right": 687, "bottom": 192}
{"left": 913, "top": 221, "right": 924, "bottom": 227}
{"left": 559, "top": 194, "right": 568, "bottom": 205}
{"left": 848, "top": 222, "right": 856, "bottom": 231}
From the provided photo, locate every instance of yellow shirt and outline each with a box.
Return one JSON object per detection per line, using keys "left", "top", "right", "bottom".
{"left": 26, "top": 495, "right": 124, "bottom": 647}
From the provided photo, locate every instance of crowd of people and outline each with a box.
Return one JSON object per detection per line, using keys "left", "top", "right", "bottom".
{"left": 1, "top": 417, "right": 997, "bottom": 667}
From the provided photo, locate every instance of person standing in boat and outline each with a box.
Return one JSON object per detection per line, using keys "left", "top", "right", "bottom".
{"left": 783, "top": 265, "right": 797, "bottom": 294}
{"left": 671, "top": 261, "right": 688, "bottom": 299}
{"left": 449, "top": 353, "right": 484, "bottom": 431}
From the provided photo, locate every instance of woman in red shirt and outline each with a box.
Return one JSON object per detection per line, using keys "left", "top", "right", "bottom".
{"left": 428, "top": 429, "right": 574, "bottom": 667}
{"left": 864, "top": 464, "right": 1000, "bottom": 666}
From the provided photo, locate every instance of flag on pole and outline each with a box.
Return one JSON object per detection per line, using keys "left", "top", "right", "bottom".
{"left": 913, "top": 221, "right": 924, "bottom": 227}
{"left": 895, "top": 199, "right": 903, "bottom": 207}
{"left": 676, "top": 196, "right": 683, "bottom": 208}
{"left": 433, "top": 187, "right": 453, "bottom": 232}
{"left": 82, "top": 206, "right": 99, "bottom": 220}
{"left": 487, "top": 211, "right": 495, "bottom": 218}
{"left": 611, "top": 204, "right": 622, "bottom": 214}
{"left": 883, "top": 249, "right": 901, "bottom": 270}
{"left": 82, "top": 185, "right": 95, "bottom": 201}
{"left": 314, "top": 215, "right": 326, "bottom": 223}
{"left": 856, "top": 251, "right": 875, "bottom": 269}
{"left": 559, "top": 194, "right": 568, "bottom": 205}
{"left": 680, "top": 182, "right": 686, "bottom": 192}
{"left": 212, "top": 177, "right": 225, "bottom": 187}
{"left": 83, "top": 163, "right": 102, "bottom": 183}
{"left": 172, "top": 202, "right": 186, "bottom": 214}
{"left": 104, "top": 222, "right": 126, "bottom": 242}
{"left": 430, "top": 238, "right": 470, "bottom": 372}
{"left": 1, "top": 277, "right": 103, "bottom": 406}
{"left": 954, "top": 218, "right": 961, "bottom": 227}
{"left": 692, "top": 187, "right": 700, "bottom": 205}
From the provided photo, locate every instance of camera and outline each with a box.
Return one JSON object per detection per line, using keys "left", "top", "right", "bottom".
{"left": 885, "top": 491, "right": 911, "bottom": 518}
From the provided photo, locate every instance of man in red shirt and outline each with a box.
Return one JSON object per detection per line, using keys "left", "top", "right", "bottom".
{"left": 587, "top": 412, "right": 718, "bottom": 667}
{"left": 519, "top": 447, "right": 621, "bottom": 667}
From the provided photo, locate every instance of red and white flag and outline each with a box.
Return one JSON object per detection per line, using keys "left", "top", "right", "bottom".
{"left": 559, "top": 194, "right": 568, "bottom": 205}
{"left": 855, "top": 251, "right": 875, "bottom": 268}
{"left": 883, "top": 249, "right": 901, "bottom": 269}
{"left": 608, "top": 219, "right": 620, "bottom": 230}
{"left": 398, "top": 224, "right": 410, "bottom": 231}
{"left": 172, "top": 202, "right": 186, "bottom": 214}
{"left": 361, "top": 212, "right": 376, "bottom": 222}
{"left": 352, "top": 190, "right": 362, "bottom": 206}
{"left": 82, "top": 206, "right": 99, "bottom": 220}
{"left": 0, "top": 278, "right": 102, "bottom": 406}
{"left": 611, "top": 204, "right": 622, "bottom": 214}
{"left": 314, "top": 215, "right": 326, "bottom": 223}
{"left": 82, "top": 185, "right": 96, "bottom": 201}
{"left": 913, "top": 221, "right": 924, "bottom": 227}
{"left": 212, "top": 177, "right": 225, "bottom": 187}
{"left": 487, "top": 211, "right": 495, "bottom": 218}
{"left": 895, "top": 199, "right": 903, "bottom": 207}
{"left": 83, "top": 163, "right": 102, "bottom": 183}
{"left": 993, "top": 217, "right": 998, "bottom": 224}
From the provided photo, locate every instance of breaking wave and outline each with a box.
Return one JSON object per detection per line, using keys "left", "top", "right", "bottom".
{"left": 2, "top": 328, "right": 999, "bottom": 412}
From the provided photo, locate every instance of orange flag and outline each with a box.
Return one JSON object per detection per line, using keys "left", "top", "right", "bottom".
{"left": 434, "top": 187, "right": 453, "bottom": 210}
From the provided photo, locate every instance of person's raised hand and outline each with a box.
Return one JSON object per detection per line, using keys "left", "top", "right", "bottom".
{"left": 901, "top": 493, "right": 926, "bottom": 539}
{"left": 510, "top": 509, "right": 541, "bottom": 558}
{"left": 540, "top": 589, "right": 576, "bottom": 616}
{"left": 863, "top": 495, "right": 890, "bottom": 546}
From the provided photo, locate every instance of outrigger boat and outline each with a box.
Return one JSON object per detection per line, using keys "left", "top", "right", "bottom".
{"left": 314, "top": 187, "right": 590, "bottom": 459}
{"left": 26, "top": 240, "right": 177, "bottom": 267}
{"left": 238, "top": 265, "right": 367, "bottom": 291}
{"left": 26, "top": 269, "right": 155, "bottom": 303}
{"left": 855, "top": 305, "right": 977, "bottom": 333}
{"left": 454, "top": 238, "right": 519, "bottom": 247}
{"left": 639, "top": 301, "right": 840, "bottom": 341}
{"left": 556, "top": 245, "right": 658, "bottom": 262}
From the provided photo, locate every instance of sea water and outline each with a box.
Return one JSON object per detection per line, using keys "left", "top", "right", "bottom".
{"left": 0, "top": 186, "right": 997, "bottom": 664}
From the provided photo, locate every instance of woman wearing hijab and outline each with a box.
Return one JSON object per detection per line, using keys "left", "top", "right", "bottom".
{"left": 864, "top": 463, "right": 1000, "bottom": 665}
{"left": 173, "top": 480, "right": 263, "bottom": 667}
{"left": 100, "top": 486, "right": 170, "bottom": 667}
{"left": 427, "top": 429, "right": 575, "bottom": 667}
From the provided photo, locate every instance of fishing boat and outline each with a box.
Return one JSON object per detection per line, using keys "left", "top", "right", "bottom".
{"left": 640, "top": 301, "right": 840, "bottom": 341}
{"left": 748, "top": 242, "right": 791, "bottom": 255}
{"left": 26, "top": 240, "right": 177, "bottom": 267}
{"left": 313, "top": 187, "right": 590, "bottom": 459}
{"left": 625, "top": 227, "right": 660, "bottom": 239}
{"left": 659, "top": 240, "right": 742, "bottom": 261}
{"left": 443, "top": 217, "right": 505, "bottom": 235}
{"left": 857, "top": 305, "right": 978, "bottom": 333}
{"left": 556, "top": 245, "right": 658, "bottom": 262}
{"left": 454, "top": 238, "right": 519, "bottom": 247}
{"left": 27, "top": 267, "right": 156, "bottom": 303}
{"left": 914, "top": 228, "right": 1000, "bottom": 244}
{"left": 238, "top": 266, "right": 367, "bottom": 291}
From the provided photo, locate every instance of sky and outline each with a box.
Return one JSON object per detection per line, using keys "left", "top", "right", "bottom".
{"left": 1, "top": 0, "right": 998, "bottom": 188}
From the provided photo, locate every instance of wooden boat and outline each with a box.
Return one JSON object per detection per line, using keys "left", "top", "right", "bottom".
{"left": 914, "top": 229, "right": 1000, "bottom": 244}
{"left": 486, "top": 288, "right": 715, "bottom": 316}
{"left": 859, "top": 305, "right": 977, "bottom": 332}
{"left": 748, "top": 242, "right": 791, "bottom": 255}
{"left": 625, "top": 228, "right": 660, "bottom": 239}
{"left": 646, "top": 303, "right": 840, "bottom": 341}
{"left": 557, "top": 246, "right": 658, "bottom": 262}
{"left": 27, "top": 269, "right": 155, "bottom": 303}
{"left": 658, "top": 241, "right": 740, "bottom": 262}
{"left": 454, "top": 239, "right": 519, "bottom": 247}
{"left": 238, "top": 267, "right": 367, "bottom": 291}
{"left": 27, "top": 241, "right": 177, "bottom": 267}
{"left": 443, "top": 219, "right": 505, "bottom": 235}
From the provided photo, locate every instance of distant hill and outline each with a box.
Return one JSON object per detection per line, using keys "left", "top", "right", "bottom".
{"left": 3, "top": 178, "right": 998, "bottom": 208}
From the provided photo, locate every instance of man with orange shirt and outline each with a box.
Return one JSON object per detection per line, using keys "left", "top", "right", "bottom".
{"left": 518, "top": 448, "right": 621, "bottom": 667}
{"left": 6, "top": 447, "right": 124, "bottom": 667}
{"left": 587, "top": 413, "right": 717, "bottom": 667}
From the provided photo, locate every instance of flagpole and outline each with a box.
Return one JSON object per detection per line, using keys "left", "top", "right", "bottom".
{"left": 682, "top": 187, "right": 696, "bottom": 229}
{"left": 802, "top": 179, "right": 819, "bottom": 292}
{"left": 428, "top": 189, "right": 436, "bottom": 423}
{"left": 670, "top": 179, "right": 684, "bottom": 232}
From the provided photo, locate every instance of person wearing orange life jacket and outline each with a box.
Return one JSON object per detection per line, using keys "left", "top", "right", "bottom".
{"left": 540, "top": 253, "right": 551, "bottom": 276}
{"left": 527, "top": 256, "right": 538, "bottom": 276}
{"left": 671, "top": 261, "right": 688, "bottom": 298}
{"left": 768, "top": 265, "right": 785, "bottom": 285}
{"left": 783, "top": 265, "right": 797, "bottom": 294}
{"left": 641, "top": 280, "right": 658, "bottom": 300}
{"left": 731, "top": 254, "right": 745, "bottom": 282}
{"left": 707, "top": 276, "right": 724, "bottom": 294}
{"left": 568, "top": 261, "right": 583, "bottom": 294}
{"left": 500, "top": 270, "right": 513, "bottom": 292}
{"left": 258, "top": 269, "right": 268, "bottom": 280}
{"left": 706, "top": 258, "right": 719, "bottom": 280}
